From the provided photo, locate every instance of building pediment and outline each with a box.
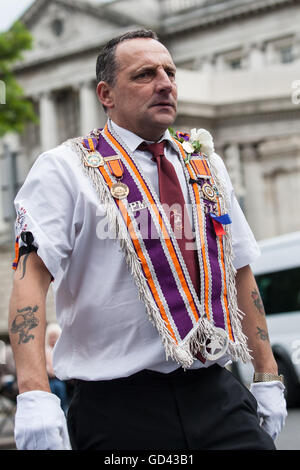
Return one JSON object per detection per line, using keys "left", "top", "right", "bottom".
{"left": 18, "top": 0, "right": 135, "bottom": 66}
{"left": 162, "top": 0, "right": 300, "bottom": 34}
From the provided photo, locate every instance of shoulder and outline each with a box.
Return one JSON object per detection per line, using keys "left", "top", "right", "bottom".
{"left": 210, "top": 152, "right": 226, "bottom": 172}
{"left": 210, "top": 152, "right": 233, "bottom": 189}
{"left": 32, "top": 140, "right": 82, "bottom": 175}
{"left": 24, "top": 139, "right": 89, "bottom": 195}
{"left": 15, "top": 139, "right": 87, "bottom": 206}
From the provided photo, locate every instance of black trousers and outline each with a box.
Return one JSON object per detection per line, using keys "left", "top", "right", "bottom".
{"left": 67, "top": 364, "right": 276, "bottom": 450}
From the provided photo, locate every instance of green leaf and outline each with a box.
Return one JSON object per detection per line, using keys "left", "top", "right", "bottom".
{"left": 0, "top": 21, "right": 36, "bottom": 137}
{"left": 168, "top": 127, "right": 176, "bottom": 137}
{"left": 193, "top": 141, "right": 201, "bottom": 152}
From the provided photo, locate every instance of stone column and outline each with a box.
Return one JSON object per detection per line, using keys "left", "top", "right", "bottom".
{"left": 248, "top": 43, "right": 265, "bottom": 69}
{"left": 294, "top": 33, "right": 300, "bottom": 62}
{"left": 193, "top": 55, "right": 214, "bottom": 73}
{"left": 0, "top": 133, "right": 24, "bottom": 242}
{"left": 215, "top": 54, "right": 225, "bottom": 72}
{"left": 0, "top": 140, "right": 10, "bottom": 239}
{"left": 79, "top": 80, "right": 106, "bottom": 136}
{"left": 241, "top": 144, "right": 265, "bottom": 240}
{"left": 258, "top": 136, "right": 300, "bottom": 237}
{"left": 265, "top": 42, "right": 276, "bottom": 66}
{"left": 39, "top": 91, "right": 58, "bottom": 152}
{"left": 224, "top": 144, "right": 245, "bottom": 204}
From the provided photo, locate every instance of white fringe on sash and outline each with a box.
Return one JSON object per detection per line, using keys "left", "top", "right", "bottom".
{"left": 66, "top": 138, "right": 191, "bottom": 368}
{"left": 66, "top": 137, "right": 252, "bottom": 368}
{"left": 209, "top": 155, "right": 252, "bottom": 363}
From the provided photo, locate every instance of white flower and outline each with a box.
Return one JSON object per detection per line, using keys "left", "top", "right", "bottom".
{"left": 182, "top": 140, "right": 194, "bottom": 154}
{"left": 190, "top": 128, "right": 215, "bottom": 157}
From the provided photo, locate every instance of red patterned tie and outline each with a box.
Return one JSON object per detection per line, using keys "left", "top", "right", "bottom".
{"left": 140, "top": 141, "right": 200, "bottom": 297}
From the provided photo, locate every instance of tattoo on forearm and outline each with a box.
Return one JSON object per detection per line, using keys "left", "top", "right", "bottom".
{"left": 251, "top": 288, "right": 266, "bottom": 316}
{"left": 256, "top": 326, "right": 269, "bottom": 342}
{"left": 18, "top": 254, "right": 30, "bottom": 280}
{"left": 10, "top": 305, "right": 39, "bottom": 344}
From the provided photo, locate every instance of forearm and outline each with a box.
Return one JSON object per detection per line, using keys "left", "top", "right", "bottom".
{"left": 8, "top": 253, "right": 52, "bottom": 394}
{"left": 235, "top": 265, "right": 278, "bottom": 374}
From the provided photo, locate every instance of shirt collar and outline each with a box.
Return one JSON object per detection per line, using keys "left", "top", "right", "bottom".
{"left": 109, "top": 119, "right": 179, "bottom": 154}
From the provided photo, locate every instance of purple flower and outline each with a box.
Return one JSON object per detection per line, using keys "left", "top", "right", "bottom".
{"left": 176, "top": 131, "right": 190, "bottom": 142}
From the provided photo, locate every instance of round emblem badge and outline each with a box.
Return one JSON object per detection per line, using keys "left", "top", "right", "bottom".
{"left": 203, "top": 328, "right": 229, "bottom": 361}
{"left": 201, "top": 183, "right": 217, "bottom": 202}
{"left": 110, "top": 182, "right": 130, "bottom": 200}
{"left": 84, "top": 152, "right": 104, "bottom": 168}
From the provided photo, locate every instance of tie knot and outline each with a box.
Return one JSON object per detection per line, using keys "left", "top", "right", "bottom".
{"left": 139, "top": 141, "right": 166, "bottom": 160}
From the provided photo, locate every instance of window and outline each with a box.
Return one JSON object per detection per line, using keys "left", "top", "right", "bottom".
{"left": 55, "top": 89, "right": 80, "bottom": 143}
{"left": 228, "top": 58, "right": 242, "bottom": 70}
{"left": 255, "top": 267, "right": 300, "bottom": 315}
{"left": 279, "top": 45, "right": 293, "bottom": 64}
{"left": 221, "top": 49, "right": 244, "bottom": 71}
{"left": 51, "top": 18, "right": 64, "bottom": 37}
{"left": 23, "top": 100, "right": 40, "bottom": 156}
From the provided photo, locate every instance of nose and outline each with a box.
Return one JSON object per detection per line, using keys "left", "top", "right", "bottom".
{"left": 155, "top": 67, "right": 174, "bottom": 93}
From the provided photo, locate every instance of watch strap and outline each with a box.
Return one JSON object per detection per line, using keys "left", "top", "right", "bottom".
{"left": 253, "top": 372, "right": 284, "bottom": 384}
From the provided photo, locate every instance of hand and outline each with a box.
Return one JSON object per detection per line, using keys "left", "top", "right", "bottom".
{"left": 249, "top": 381, "right": 288, "bottom": 441}
{"left": 15, "top": 390, "right": 71, "bottom": 450}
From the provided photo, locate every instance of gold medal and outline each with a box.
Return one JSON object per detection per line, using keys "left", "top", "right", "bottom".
{"left": 201, "top": 183, "right": 217, "bottom": 202}
{"left": 110, "top": 182, "right": 130, "bottom": 200}
{"left": 84, "top": 152, "right": 104, "bottom": 168}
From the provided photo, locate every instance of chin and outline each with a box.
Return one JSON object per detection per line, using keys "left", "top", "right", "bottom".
{"left": 153, "top": 113, "right": 176, "bottom": 129}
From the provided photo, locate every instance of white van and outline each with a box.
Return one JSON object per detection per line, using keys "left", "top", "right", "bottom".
{"left": 231, "top": 231, "right": 300, "bottom": 407}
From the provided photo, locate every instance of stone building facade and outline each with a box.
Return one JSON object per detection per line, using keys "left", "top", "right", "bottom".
{"left": 0, "top": 0, "right": 300, "bottom": 334}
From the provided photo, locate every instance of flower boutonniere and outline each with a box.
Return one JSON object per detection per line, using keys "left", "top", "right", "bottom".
{"left": 169, "top": 127, "right": 215, "bottom": 163}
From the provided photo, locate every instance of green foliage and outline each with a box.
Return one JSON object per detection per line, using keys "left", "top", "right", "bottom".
{"left": 168, "top": 127, "right": 176, "bottom": 138}
{"left": 192, "top": 140, "right": 201, "bottom": 152}
{"left": 0, "top": 21, "right": 37, "bottom": 137}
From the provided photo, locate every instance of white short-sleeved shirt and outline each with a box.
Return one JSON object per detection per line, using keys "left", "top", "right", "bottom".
{"left": 14, "top": 121, "right": 260, "bottom": 381}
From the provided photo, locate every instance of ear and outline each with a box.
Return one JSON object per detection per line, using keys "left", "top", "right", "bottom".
{"left": 96, "top": 81, "right": 114, "bottom": 110}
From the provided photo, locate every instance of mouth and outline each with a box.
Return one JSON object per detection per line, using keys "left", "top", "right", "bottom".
{"left": 151, "top": 102, "right": 175, "bottom": 109}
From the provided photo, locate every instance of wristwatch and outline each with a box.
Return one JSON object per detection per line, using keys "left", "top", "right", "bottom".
{"left": 253, "top": 372, "right": 284, "bottom": 384}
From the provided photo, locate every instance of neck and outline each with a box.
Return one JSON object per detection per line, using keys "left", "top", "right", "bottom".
{"left": 108, "top": 117, "right": 168, "bottom": 142}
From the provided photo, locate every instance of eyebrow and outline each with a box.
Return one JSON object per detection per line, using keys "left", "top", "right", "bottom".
{"left": 133, "top": 64, "right": 177, "bottom": 75}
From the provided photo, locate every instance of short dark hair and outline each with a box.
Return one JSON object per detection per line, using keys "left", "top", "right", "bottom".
{"left": 96, "top": 29, "right": 159, "bottom": 86}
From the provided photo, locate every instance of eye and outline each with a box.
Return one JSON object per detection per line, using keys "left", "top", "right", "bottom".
{"left": 166, "top": 69, "right": 176, "bottom": 80}
{"left": 135, "top": 69, "right": 155, "bottom": 81}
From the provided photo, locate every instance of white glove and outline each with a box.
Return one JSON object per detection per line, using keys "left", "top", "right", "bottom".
{"left": 249, "top": 381, "right": 288, "bottom": 441}
{"left": 15, "top": 390, "right": 72, "bottom": 450}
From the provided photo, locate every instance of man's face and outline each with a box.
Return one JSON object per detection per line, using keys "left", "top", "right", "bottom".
{"left": 98, "top": 38, "right": 178, "bottom": 141}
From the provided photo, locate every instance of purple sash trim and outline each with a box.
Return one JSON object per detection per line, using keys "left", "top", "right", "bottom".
{"left": 97, "top": 134, "right": 117, "bottom": 157}
{"left": 186, "top": 159, "right": 233, "bottom": 337}
{"left": 97, "top": 133, "right": 198, "bottom": 340}
{"left": 205, "top": 213, "right": 226, "bottom": 331}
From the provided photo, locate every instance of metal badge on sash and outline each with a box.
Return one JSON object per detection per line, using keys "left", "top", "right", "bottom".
{"left": 201, "top": 182, "right": 217, "bottom": 202}
{"left": 110, "top": 182, "right": 130, "bottom": 199}
{"left": 84, "top": 152, "right": 104, "bottom": 168}
{"left": 203, "top": 328, "right": 229, "bottom": 360}
{"left": 189, "top": 158, "right": 217, "bottom": 202}
{"left": 105, "top": 156, "right": 130, "bottom": 200}
{"left": 82, "top": 137, "right": 104, "bottom": 167}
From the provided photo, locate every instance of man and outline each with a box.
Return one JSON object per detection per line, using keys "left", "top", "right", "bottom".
{"left": 9, "top": 29, "right": 286, "bottom": 450}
